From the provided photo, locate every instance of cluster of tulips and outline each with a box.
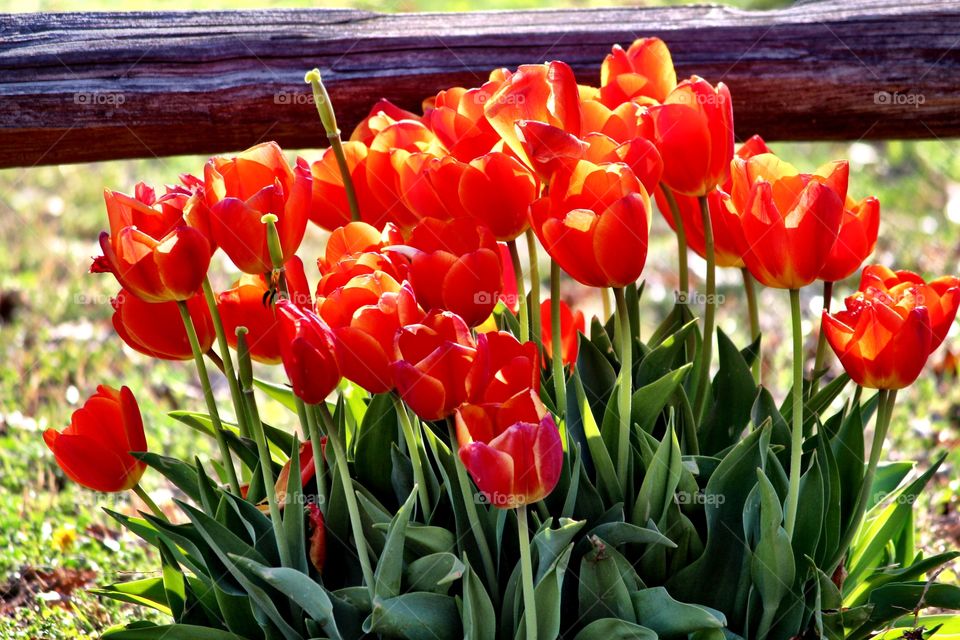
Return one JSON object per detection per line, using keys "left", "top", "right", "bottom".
{"left": 42, "top": 37, "right": 960, "bottom": 640}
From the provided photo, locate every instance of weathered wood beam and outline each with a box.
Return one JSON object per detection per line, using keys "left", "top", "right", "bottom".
{"left": 1, "top": 0, "right": 958, "bottom": 168}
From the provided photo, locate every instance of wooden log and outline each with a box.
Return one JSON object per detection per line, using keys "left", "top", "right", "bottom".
{"left": 0, "top": 0, "right": 958, "bottom": 168}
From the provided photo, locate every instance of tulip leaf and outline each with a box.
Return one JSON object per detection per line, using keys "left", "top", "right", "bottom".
{"left": 579, "top": 539, "right": 637, "bottom": 626}
{"left": 101, "top": 624, "right": 248, "bottom": 639}
{"left": 461, "top": 559, "right": 496, "bottom": 640}
{"left": 750, "top": 469, "right": 795, "bottom": 640}
{"left": 232, "top": 556, "right": 343, "bottom": 640}
{"left": 282, "top": 436, "right": 309, "bottom": 576}
{"left": 845, "top": 551, "right": 960, "bottom": 609}
{"left": 92, "top": 578, "right": 172, "bottom": 617}
{"left": 699, "top": 329, "right": 757, "bottom": 454}
{"left": 850, "top": 582, "right": 960, "bottom": 640}
{"left": 792, "top": 452, "right": 824, "bottom": 563}
{"left": 354, "top": 393, "right": 400, "bottom": 498}
{"left": 362, "top": 592, "right": 461, "bottom": 640}
{"left": 375, "top": 488, "right": 418, "bottom": 601}
{"left": 635, "top": 319, "right": 697, "bottom": 386}
{"left": 572, "top": 618, "right": 657, "bottom": 640}
{"left": 631, "top": 364, "right": 692, "bottom": 435}
{"left": 130, "top": 452, "right": 202, "bottom": 505}
{"left": 158, "top": 541, "right": 187, "bottom": 622}
{"left": 404, "top": 552, "right": 464, "bottom": 594}
{"left": 571, "top": 372, "right": 622, "bottom": 505}
{"left": 576, "top": 333, "right": 617, "bottom": 420}
{"left": 868, "top": 461, "right": 916, "bottom": 510}
{"left": 253, "top": 377, "right": 298, "bottom": 412}
{"left": 531, "top": 543, "right": 573, "bottom": 640}
{"left": 631, "top": 587, "right": 726, "bottom": 636}
{"left": 532, "top": 518, "right": 586, "bottom": 584}
{"left": 585, "top": 521, "right": 676, "bottom": 549}
{"left": 632, "top": 424, "right": 682, "bottom": 527}
{"left": 400, "top": 523, "right": 457, "bottom": 557}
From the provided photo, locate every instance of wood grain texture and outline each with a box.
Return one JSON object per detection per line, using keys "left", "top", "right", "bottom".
{"left": 1, "top": 0, "right": 958, "bottom": 168}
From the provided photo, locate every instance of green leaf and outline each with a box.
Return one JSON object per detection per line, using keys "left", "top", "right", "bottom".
{"left": 636, "top": 319, "right": 697, "bottom": 386}
{"left": 571, "top": 372, "right": 622, "bottom": 504}
{"left": 586, "top": 521, "right": 676, "bottom": 549}
{"left": 631, "top": 587, "right": 726, "bottom": 636}
{"left": 852, "top": 582, "right": 960, "bottom": 639}
{"left": 632, "top": 424, "right": 682, "bottom": 526}
{"left": 579, "top": 539, "right": 637, "bottom": 626}
{"left": 405, "top": 553, "right": 464, "bottom": 594}
{"left": 632, "top": 364, "right": 693, "bottom": 435}
{"left": 102, "top": 624, "right": 247, "bottom": 639}
{"left": 402, "top": 523, "right": 456, "bottom": 556}
{"left": 375, "top": 489, "right": 418, "bottom": 601}
{"left": 461, "top": 559, "right": 496, "bottom": 640}
{"left": 845, "top": 551, "right": 960, "bottom": 608}
{"left": 92, "top": 578, "right": 171, "bottom": 617}
{"left": 750, "top": 469, "right": 795, "bottom": 640}
{"left": 531, "top": 543, "right": 573, "bottom": 640}
{"left": 355, "top": 394, "right": 400, "bottom": 497}
{"left": 282, "top": 436, "right": 309, "bottom": 576}
{"left": 253, "top": 378, "right": 298, "bottom": 411}
{"left": 532, "top": 518, "right": 586, "bottom": 584}
{"left": 573, "top": 619, "right": 657, "bottom": 640}
{"left": 699, "top": 330, "right": 757, "bottom": 454}
{"left": 363, "top": 592, "right": 461, "bottom": 640}
{"left": 232, "top": 556, "right": 343, "bottom": 640}
{"left": 577, "top": 332, "right": 617, "bottom": 421}
{"left": 158, "top": 541, "right": 187, "bottom": 622}
{"left": 130, "top": 452, "right": 202, "bottom": 504}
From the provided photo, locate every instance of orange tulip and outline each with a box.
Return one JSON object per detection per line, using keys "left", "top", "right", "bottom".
{"left": 350, "top": 98, "right": 422, "bottom": 145}
{"left": 458, "top": 152, "right": 539, "bottom": 241}
{"left": 484, "top": 61, "right": 581, "bottom": 168}
{"left": 530, "top": 160, "right": 650, "bottom": 288}
{"left": 112, "top": 288, "right": 213, "bottom": 360}
{"left": 423, "top": 71, "right": 508, "bottom": 162}
{"left": 465, "top": 331, "right": 540, "bottom": 404}
{"left": 308, "top": 141, "right": 383, "bottom": 231}
{"left": 818, "top": 196, "right": 881, "bottom": 282}
{"left": 647, "top": 77, "right": 734, "bottom": 196}
{"left": 729, "top": 154, "right": 848, "bottom": 289}
{"left": 44, "top": 386, "right": 147, "bottom": 493}
{"left": 397, "top": 153, "right": 469, "bottom": 222}
{"left": 218, "top": 256, "right": 311, "bottom": 364}
{"left": 318, "top": 221, "right": 405, "bottom": 275}
{"left": 393, "top": 310, "right": 477, "bottom": 421}
{"left": 600, "top": 38, "right": 677, "bottom": 108}
{"left": 540, "top": 298, "right": 585, "bottom": 368}
{"left": 205, "top": 142, "right": 311, "bottom": 274}
{"left": 276, "top": 300, "right": 341, "bottom": 405}
{"left": 580, "top": 100, "right": 643, "bottom": 143}
{"left": 857, "top": 265, "right": 960, "bottom": 349}
{"left": 406, "top": 217, "right": 503, "bottom": 327}
{"left": 456, "top": 401, "right": 562, "bottom": 509}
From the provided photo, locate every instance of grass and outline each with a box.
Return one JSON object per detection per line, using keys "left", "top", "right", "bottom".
{"left": 1, "top": 0, "right": 959, "bottom": 637}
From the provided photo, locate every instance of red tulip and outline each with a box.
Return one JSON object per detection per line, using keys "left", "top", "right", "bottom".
{"left": 540, "top": 298, "right": 585, "bottom": 368}
{"left": 317, "top": 271, "right": 423, "bottom": 394}
{"left": 397, "top": 153, "right": 470, "bottom": 222}
{"left": 857, "top": 265, "right": 960, "bottom": 349}
{"left": 458, "top": 152, "right": 539, "bottom": 241}
{"left": 581, "top": 100, "right": 643, "bottom": 143}
{"left": 423, "top": 72, "right": 508, "bottom": 162}
{"left": 484, "top": 61, "right": 581, "bottom": 168}
{"left": 498, "top": 243, "right": 519, "bottom": 314}
{"left": 466, "top": 331, "right": 540, "bottom": 405}
{"left": 205, "top": 142, "right": 311, "bottom": 274}
{"left": 600, "top": 38, "right": 677, "bottom": 108}
{"left": 112, "top": 288, "right": 213, "bottom": 360}
{"left": 393, "top": 310, "right": 477, "bottom": 421}
{"left": 276, "top": 300, "right": 342, "bottom": 405}
{"left": 309, "top": 141, "right": 383, "bottom": 231}
{"left": 818, "top": 196, "right": 881, "bottom": 282}
{"left": 308, "top": 502, "right": 327, "bottom": 574}
{"left": 350, "top": 99, "right": 422, "bottom": 145}
{"left": 647, "top": 77, "right": 734, "bottom": 196}
{"left": 407, "top": 217, "right": 503, "bottom": 327}
{"left": 530, "top": 159, "right": 650, "bottom": 288}
{"left": 43, "top": 386, "right": 147, "bottom": 493}
{"left": 728, "top": 154, "right": 848, "bottom": 289}
{"left": 93, "top": 185, "right": 212, "bottom": 303}
{"left": 456, "top": 402, "right": 562, "bottom": 509}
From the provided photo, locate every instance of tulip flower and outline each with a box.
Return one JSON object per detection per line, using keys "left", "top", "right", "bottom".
{"left": 275, "top": 300, "right": 342, "bottom": 405}
{"left": 112, "top": 288, "right": 213, "bottom": 360}
{"left": 600, "top": 38, "right": 677, "bottom": 108}
{"left": 350, "top": 98, "right": 422, "bottom": 145}
{"left": 459, "top": 152, "right": 539, "bottom": 241}
{"left": 818, "top": 196, "right": 881, "bottom": 282}
{"left": 540, "top": 298, "right": 585, "bottom": 368}
{"left": 498, "top": 243, "right": 520, "bottom": 314}
{"left": 309, "top": 141, "right": 382, "bottom": 231}
{"left": 318, "top": 221, "right": 406, "bottom": 276}
{"left": 484, "top": 61, "right": 581, "bottom": 167}
{"left": 317, "top": 272, "right": 423, "bottom": 393}
{"left": 822, "top": 293, "right": 933, "bottom": 390}
{"left": 397, "top": 153, "right": 470, "bottom": 222}
{"left": 406, "top": 217, "right": 504, "bottom": 327}
{"left": 218, "top": 256, "right": 311, "bottom": 364}
{"left": 530, "top": 159, "right": 650, "bottom": 288}
{"left": 466, "top": 331, "right": 540, "bottom": 404}
{"left": 729, "top": 154, "right": 848, "bottom": 289}
{"left": 856, "top": 265, "right": 960, "bottom": 349}
{"left": 43, "top": 385, "right": 147, "bottom": 493}
{"left": 393, "top": 310, "right": 477, "bottom": 421}
{"left": 423, "top": 72, "right": 508, "bottom": 162}
{"left": 456, "top": 404, "right": 562, "bottom": 509}
{"left": 204, "top": 142, "right": 311, "bottom": 274}
{"left": 647, "top": 77, "right": 734, "bottom": 196}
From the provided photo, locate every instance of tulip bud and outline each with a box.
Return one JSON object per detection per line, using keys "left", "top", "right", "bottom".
{"left": 276, "top": 301, "right": 341, "bottom": 405}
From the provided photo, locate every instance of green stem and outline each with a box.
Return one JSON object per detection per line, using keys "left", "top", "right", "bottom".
{"left": 660, "top": 185, "right": 689, "bottom": 301}
{"left": 329, "top": 136, "right": 360, "bottom": 222}
{"left": 601, "top": 288, "right": 612, "bottom": 323}
{"left": 297, "top": 397, "right": 328, "bottom": 514}
{"left": 742, "top": 267, "right": 761, "bottom": 383}
{"left": 131, "top": 483, "right": 166, "bottom": 521}
{"left": 306, "top": 69, "right": 360, "bottom": 222}
{"left": 810, "top": 280, "right": 834, "bottom": 399}
{"left": 236, "top": 330, "right": 292, "bottom": 568}
{"left": 517, "top": 504, "right": 538, "bottom": 640}
{"left": 447, "top": 418, "right": 499, "bottom": 601}
{"left": 829, "top": 388, "right": 896, "bottom": 573}
{"left": 318, "top": 403, "right": 376, "bottom": 596}
{"left": 394, "top": 394, "right": 431, "bottom": 519}
{"left": 613, "top": 287, "right": 632, "bottom": 492}
{"left": 550, "top": 261, "right": 567, "bottom": 415}
{"left": 692, "top": 195, "right": 716, "bottom": 421}
{"left": 177, "top": 301, "right": 241, "bottom": 496}
{"left": 508, "top": 239, "right": 529, "bottom": 343}
{"left": 525, "top": 229, "right": 542, "bottom": 345}
{"left": 784, "top": 288, "right": 804, "bottom": 539}
{"left": 201, "top": 277, "right": 249, "bottom": 440}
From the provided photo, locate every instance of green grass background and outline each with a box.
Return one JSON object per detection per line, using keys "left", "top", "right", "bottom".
{"left": 1, "top": 0, "right": 959, "bottom": 637}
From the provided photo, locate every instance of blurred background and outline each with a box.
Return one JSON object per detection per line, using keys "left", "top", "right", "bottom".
{"left": 1, "top": 0, "right": 959, "bottom": 637}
